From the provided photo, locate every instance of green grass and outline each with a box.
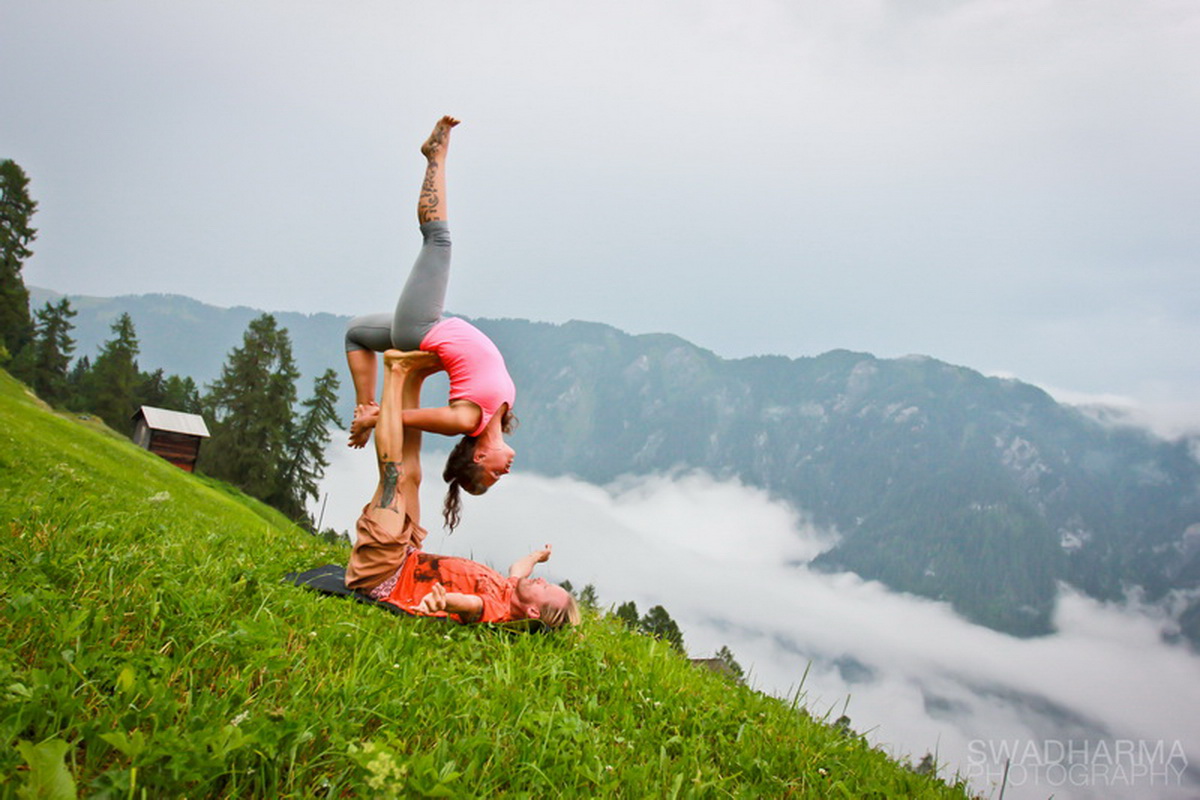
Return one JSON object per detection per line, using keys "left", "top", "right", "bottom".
{"left": 0, "top": 369, "right": 976, "bottom": 798}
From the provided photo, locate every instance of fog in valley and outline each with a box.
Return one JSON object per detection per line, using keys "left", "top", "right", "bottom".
{"left": 316, "top": 437, "right": 1200, "bottom": 800}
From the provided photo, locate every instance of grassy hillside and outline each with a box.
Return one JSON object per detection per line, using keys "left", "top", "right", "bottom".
{"left": 0, "top": 369, "right": 974, "bottom": 798}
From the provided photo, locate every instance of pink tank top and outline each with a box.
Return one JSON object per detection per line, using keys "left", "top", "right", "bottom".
{"left": 420, "top": 317, "right": 516, "bottom": 437}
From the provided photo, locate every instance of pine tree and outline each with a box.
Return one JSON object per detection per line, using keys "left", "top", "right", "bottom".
{"left": 66, "top": 355, "right": 93, "bottom": 411}
{"left": 136, "top": 368, "right": 168, "bottom": 409}
{"left": 640, "top": 605, "right": 685, "bottom": 652}
{"left": 614, "top": 601, "right": 640, "bottom": 630}
{"left": 28, "top": 298, "right": 76, "bottom": 405}
{"left": 90, "top": 313, "right": 141, "bottom": 434}
{"left": 577, "top": 584, "right": 599, "bottom": 610}
{"left": 275, "top": 368, "right": 341, "bottom": 520}
{"left": 136, "top": 369, "right": 202, "bottom": 414}
{"left": 0, "top": 159, "right": 36, "bottom": 363}
{"left": 201, "top": 314, "right": 299, "bottom": 505}
{"left": 714, "top": 645, "right": 745, "bottom": 682}
{"left": 161, "top": 374, "right": 201, "bottom": 413}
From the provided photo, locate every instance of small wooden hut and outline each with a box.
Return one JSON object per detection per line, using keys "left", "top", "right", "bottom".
{"left": 131, "top": 406, "right": 210, "bottom": 472}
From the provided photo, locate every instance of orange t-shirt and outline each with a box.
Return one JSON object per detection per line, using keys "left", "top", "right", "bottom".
{"left": 384, "top": 552, "right": 518, "bottom": 624}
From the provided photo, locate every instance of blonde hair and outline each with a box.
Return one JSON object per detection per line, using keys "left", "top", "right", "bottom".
{"left": 540, "top": 592, "right": 581, "bottom": 628}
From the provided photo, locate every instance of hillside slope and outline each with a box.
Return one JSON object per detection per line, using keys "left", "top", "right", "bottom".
{"left": 0, "top": 370, "right": 972, "bottom": 797}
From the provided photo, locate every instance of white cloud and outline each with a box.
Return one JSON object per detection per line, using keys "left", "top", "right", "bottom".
{"left": 1005, "top": 378, "right": 1200, "bottom": 440}
{"left": 316, "top": 443, "right": 1200, "bottom": 799}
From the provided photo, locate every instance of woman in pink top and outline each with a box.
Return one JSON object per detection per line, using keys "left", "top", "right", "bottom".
{"left": 343, "top": 116, "right": 515, "bottom": 531}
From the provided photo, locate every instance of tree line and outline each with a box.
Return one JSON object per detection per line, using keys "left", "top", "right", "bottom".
{"left": 561, "top": 580, "right": 745, "bottom": 682}
{"left": 1, "top": 158, "right": 339, "bottom": 526}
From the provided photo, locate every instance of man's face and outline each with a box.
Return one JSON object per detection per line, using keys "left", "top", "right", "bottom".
{"left": 513, "top": 578, "right": 569, "bottom": 621}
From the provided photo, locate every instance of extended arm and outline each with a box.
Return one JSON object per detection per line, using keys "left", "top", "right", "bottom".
{"left": 415, "top": 582, "right": 484, "bottom": 622}
{"left": 508, "top": 544, "right": 553, "bottom": 580}
{"left": 402, "top": 402, "right": 482, "bottom": 437}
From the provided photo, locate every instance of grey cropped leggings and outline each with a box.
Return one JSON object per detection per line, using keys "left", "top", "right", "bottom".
{"left": 344, "top": 220, "right": 452, "bottom": 352}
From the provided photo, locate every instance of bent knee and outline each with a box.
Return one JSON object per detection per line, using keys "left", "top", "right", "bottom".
{"left": 345, "top": 313, "right": 392, "bottom": 352}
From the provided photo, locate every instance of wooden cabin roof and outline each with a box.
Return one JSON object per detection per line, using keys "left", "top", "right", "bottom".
{"left": 132, "top": 405, "right": 211, "bottom": 438}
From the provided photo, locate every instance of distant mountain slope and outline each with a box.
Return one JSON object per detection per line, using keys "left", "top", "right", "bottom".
{"left": 34, "top": 288, "right": 1200, "bottom": 643}
{"left": 30, "top": 287, "right": 347, "bottom": 398}
{"left": 486, "top": 318, "right": 1200, "bottom": 640}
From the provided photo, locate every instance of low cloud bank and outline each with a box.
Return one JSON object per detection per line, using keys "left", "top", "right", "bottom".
{"left": 317, "top": 439, "right": 1200, "bottom": 800}
{"left": 987, "top": 374, "right": 1200, "bottom": 440}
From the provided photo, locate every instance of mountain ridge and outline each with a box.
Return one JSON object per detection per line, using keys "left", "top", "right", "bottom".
{"left": 30, "top": 286, "right": 1200, "bottom": 645}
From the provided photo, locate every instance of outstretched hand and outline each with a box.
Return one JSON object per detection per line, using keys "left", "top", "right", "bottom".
{"left": 416, "top": 582, "right": 448, "bottom": 614}
{"left": 508, "top": 544, "right": 554, "bottom": 580}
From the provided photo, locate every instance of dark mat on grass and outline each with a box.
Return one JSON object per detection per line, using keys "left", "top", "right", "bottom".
{"left": 283, "top": 564, "right": 413, "bottom": 617}
{"left": 282, "top": 563, "right": 546, "bottom": 633}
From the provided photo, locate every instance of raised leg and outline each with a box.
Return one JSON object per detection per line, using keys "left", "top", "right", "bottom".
{"left": 363, "top": 351, "right": 429, "bottom": 519}
{"left": 390, "top": 118, "right": 459, "bottom": 345}
{"left": 346, "top": 350, "right": 440, "bottom": 592}
{"left": 418, "top": 115, "right": 459, "bottom": 224}
{"left": 347, "top": 116, "right": 458, "bottom": 449}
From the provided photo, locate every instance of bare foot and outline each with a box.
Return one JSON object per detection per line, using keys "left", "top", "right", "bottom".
{"left": 384, "top": 349, "right": 443, "bottom": 376}
{"left": 420, "top": 116, "right": 460, "bottom": 161}
{"left": 348, "top": 402, "right": 379, "bottom": 448}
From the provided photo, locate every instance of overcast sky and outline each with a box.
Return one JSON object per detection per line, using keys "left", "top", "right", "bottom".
{"left": 4, "top": 0, "right": 1199, "bottom": 433}
{"left": 7, "top": 4, "right": 1196, "bottom": 791}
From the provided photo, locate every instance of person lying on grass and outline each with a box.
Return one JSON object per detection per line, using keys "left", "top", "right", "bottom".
{"left": 344, "top": 349, "right": 579, "bottom": 627}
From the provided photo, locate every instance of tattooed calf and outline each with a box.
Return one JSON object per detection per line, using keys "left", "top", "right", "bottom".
{"left": 379, "top": 462, "right": 401, "bottom": 509}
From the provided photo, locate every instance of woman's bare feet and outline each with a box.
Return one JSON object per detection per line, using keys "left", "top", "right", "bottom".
{"left": 420, "top": 116, "right": 459, "bottom": 161}
{"left": 348, "top": 401, "right": 380, "bottom": 448}
{"left": 350, "top": 352, "right": 443, "bottom": 448}
{"left": 384, "top": 348, "right": 442, "bottom": 376}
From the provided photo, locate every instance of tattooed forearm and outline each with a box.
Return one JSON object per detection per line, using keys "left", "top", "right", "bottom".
{"left": 379, "top": 462, "right": 401, "bottom": 509}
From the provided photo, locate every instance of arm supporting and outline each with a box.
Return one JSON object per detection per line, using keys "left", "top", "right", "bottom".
{"left": 401, "top": 403, "right": 482, "bottom": 437}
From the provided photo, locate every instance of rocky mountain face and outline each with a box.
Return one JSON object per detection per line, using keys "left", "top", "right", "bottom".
{"left": 37, "top": 288, "right": 1200, "bottom": 643}
{"left": 483, "top": 318, "right": 1200, "bottom": 640}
